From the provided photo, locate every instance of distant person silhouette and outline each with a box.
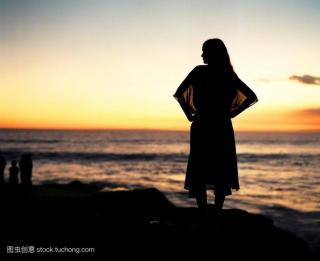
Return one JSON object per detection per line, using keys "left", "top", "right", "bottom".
{"left": 19, "top": 154, "right": 33, "bottom": 187}
{"left": 0, "top": 155, "right": 6, "bottom": 185}
{"left": 174, "top": 39, "right": 257, "bottom": 212}
{"left": 9, "top": 160, "right": 19, "bottom": 185}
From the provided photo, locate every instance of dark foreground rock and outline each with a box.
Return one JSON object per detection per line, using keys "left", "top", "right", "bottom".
{"left": 0, "top": 183, "right": 314, "bottom": 259}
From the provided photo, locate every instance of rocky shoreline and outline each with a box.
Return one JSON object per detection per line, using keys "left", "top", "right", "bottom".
{"left": 0, "top": 182, "right": 314, "bottom": 259}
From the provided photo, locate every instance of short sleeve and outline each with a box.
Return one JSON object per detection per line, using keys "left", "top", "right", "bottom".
{"left": 173, "top": 66, "right": 199, "bottom": 99}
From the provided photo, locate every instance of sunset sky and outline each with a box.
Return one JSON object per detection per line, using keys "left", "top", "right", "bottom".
{"left": 1, "top": 0, "right": 320, "bottom": 131}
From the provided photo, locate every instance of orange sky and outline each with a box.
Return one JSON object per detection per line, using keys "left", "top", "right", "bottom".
{"left": 1, "top": 0, "right": 320, "bottom": 131}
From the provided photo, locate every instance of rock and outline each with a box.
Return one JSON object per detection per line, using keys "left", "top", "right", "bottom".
{"left": 0, "top": 185, "right": 314, "bottom": 259}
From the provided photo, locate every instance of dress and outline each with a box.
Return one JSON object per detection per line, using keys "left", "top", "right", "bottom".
{"left": 174, "top": 65, "right": 257, "bottom": 197}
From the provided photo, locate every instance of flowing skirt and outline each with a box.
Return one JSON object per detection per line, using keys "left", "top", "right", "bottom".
{"left": 184, "top": 118, "right": 239, "bottom": 197}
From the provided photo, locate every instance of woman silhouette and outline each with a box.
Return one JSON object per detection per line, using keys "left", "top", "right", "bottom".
{"left": 174, "top": 39, "right": 257, "bottom": 211}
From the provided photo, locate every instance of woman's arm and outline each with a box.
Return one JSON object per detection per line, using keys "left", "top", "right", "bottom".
{"left": 173, "top": 67, "right": 198, "bottom": 122}
{"left": 236, "top": 76, "right": 258, "bottom": 104}
{"left": 174, "top": 93, "right": 194, "bottom": 121}
{"left": 173, "top": 68, "right": 195, "bottom": 99}
{"left": 230, "top": 74, "right": 258, "bottom": 118}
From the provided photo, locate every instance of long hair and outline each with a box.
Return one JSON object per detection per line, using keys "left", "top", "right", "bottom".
{"left": 202, "top": 38, "right": 234, "bottom": 73}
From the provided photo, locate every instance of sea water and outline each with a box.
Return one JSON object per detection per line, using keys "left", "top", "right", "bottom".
{"left": 1, "top": 129, "right": 319, "bottom": 252}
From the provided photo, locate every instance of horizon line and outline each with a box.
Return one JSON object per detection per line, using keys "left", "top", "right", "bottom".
{"left": 1, "top": 127, "right": 320, "bottom": 133}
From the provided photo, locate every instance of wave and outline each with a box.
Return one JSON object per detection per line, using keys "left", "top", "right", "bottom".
{"left": 1, "top": 150, "right": 319, "bottom": 164}
{"left": 0, "top": 139, "right": 61, "bottom": 144}
{"left": 1, "top": 138, "right": 319, "bottom": 147}
{"left": 0, "top": 150, "right": 186, "bottom": 162}
{"left": 236, "top": 139, "right": 320, "bottom": 146}
{"left": 0, "top": 139, "right": 187, "bottom": 145}
{"left": 238, "top": 153, "right": 318, "bottom": 162}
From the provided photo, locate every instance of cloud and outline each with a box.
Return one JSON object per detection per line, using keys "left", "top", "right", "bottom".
{"left": 289, "top": 75, "right": 320, "bottom": 85}
{"left": 294, "top": 108, "right": 320, "bottom": 122}
{"left": 298, "top": 108, "right": 320, "bottom": 116}
{"left": 291, "top": 108, "right": 320, "bottom": 130}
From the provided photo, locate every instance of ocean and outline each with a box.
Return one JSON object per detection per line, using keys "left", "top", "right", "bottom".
{"left": 0, "top": 129, "right": 319, "bottom": 252}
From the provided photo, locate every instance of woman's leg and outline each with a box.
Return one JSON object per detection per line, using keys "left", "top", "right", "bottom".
{"left": 195, "top": 186, "right": 207, "bottom": 209}
{"left": 214, "top": 192, "right": 225, "bottom": 210}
